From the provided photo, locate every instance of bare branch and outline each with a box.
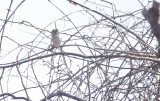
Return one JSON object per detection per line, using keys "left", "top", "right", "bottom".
{"left": 0, "top": 93, "right": 30, "bottom": 101}
{"left": 41, "top": 91, "right": 86, "bottom": 101}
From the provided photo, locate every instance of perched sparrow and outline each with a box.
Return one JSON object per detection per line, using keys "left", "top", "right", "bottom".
{"left": 49, "top": 29, "right": 62, "bottom": 51}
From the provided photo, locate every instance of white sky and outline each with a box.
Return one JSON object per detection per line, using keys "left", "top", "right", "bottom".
{"left": 0, "top": 0, "right": 155, "bottom": 100}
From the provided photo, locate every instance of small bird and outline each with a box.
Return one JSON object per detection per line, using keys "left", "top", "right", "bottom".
{"left": 49, "top": 29, "right": 62, "bottom": 51}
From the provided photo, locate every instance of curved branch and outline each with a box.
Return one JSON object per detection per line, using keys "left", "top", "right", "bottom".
{"left": 40, "top": 91, "right": 86, "bottom": 101}
{"left": 0, "top": 93, "right": 30, "bottom": 101}
{"left": 0, "top": 51, "right": 160, "bottom": 69}
{"left": 67, "top": 0, "right": 155, "bottom": 52}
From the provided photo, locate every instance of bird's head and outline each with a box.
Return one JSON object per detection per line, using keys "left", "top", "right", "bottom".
{"left": 51, "top": 29, "right": 59, "bottom": 35}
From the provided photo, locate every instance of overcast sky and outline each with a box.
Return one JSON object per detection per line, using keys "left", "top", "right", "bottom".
{"left": 0, "top": 0, "right": 155, "bottom": 100}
